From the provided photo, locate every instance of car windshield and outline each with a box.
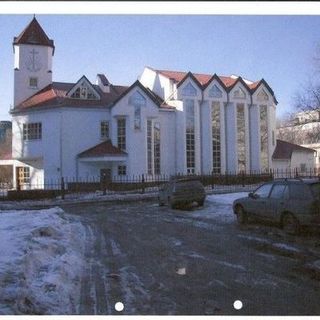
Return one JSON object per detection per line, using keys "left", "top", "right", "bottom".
{"left": 310, "top": 183, "right": 320, "bottom": 198}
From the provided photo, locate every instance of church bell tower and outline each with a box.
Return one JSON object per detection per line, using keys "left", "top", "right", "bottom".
{"left": 13, "top": 17, "right": 55, "bottom": 107}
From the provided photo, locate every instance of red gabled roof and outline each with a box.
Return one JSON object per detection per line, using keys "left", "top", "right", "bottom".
{"left": 154, "top": 68, "right": 278, "bottom": 104}
{"left": 13, "top": 17, "right": 55, "bottom": 52}
{"left": 78, "top": 140, "right": 127, "bottom": 158}
{"left": 13, "top": 81, "right": 129, "bottom": 112}
{"left": 272, "top": 140, "right": 316, "bottom": 160}
{"left": 155, "top": 68, "right": 259, "bottom": 90}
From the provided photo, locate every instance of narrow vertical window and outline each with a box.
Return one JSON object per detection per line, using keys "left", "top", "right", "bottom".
{"left": 117, "top": 118, "right": 126, "bottom": 150}
{"left": 29, "top": 77, "right": 38, "bottom": 88}
{"left": 154, "top": 122, "right": 161, "bottom": 175}
{"left": 23, "top": 167, "right": 30, "bottom": 184}
{"left": 100, "top": 121, "right": 109, "bottom": 139}
{"left": 237, "top": 104, "right": 246, "bottom": 172}
{"left": 147, "top": 119, "right": 161, "bottom": 175}
{"left": 129, "top": 91, "right": 145, "bottom": 130}
{"left": 260, "top": 105, "right": 269, "bottom": 171}
{"left": 186, "top": 99, "right": 195, "bottom": 174}
{"left": 134, "top": 106, "right": 141, "bottom": 130}
{"left": 147, "top": 120, "right": 153, "bottom": 175}
{"left": 212, "top": 101, "right": 221, "bottom": 174}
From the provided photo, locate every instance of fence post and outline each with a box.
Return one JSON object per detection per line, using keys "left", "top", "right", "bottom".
{"left": 61, "top": 176, "right": 65, "bottom": 200}
{"left": 242, "top": 171, "right": 245, "bottom": 187}
{"left": 141, "top": 174, "right": 145, "bottom": 194}
{"left": 102, "top": 173, "right": 107, "bottom": 195}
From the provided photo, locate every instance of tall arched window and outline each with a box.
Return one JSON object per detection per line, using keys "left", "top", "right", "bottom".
{"left": 186, "top": 99, "right": 195, "bottom": 174}
{"left": 212, "top": 101, "right": 221, "bottom": 173}
{"left": 129, "top": 91, "right": 146, "bottom": 130}
{"left": 237, "top": 103, "right": 246, "bottom": 172}
{"left": 260, "top": 105, "right": 269, "bottom": 171}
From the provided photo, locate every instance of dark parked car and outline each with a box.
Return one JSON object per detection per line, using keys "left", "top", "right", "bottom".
{"left": 158, "top": 178, "right": 206, "bottom": 209}
{"left": 233, "top": 178, "right": 320, "bottom": 234}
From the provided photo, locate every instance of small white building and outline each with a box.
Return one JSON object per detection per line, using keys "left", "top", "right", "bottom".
{"left": 277, "top": 110, "right": 320, "bottom": 169}
{"left": 10, "top": 17, "right": 278, "bottom": 188}
{"left": 272, "top": 139, "right": 316, "bottom": 173}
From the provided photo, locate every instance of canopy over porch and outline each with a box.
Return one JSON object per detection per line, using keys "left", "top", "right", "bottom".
{"left": 77, "top": 140, "right": 127, "bottom": 163}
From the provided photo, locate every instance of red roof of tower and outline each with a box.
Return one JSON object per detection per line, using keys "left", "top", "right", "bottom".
{"left": 13, "top": 17, "right": 55, "bottom": 52}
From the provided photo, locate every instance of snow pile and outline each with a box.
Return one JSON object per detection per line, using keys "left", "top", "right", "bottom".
{"left": 191, "top": 192, "right": 248, "bottom": 223}
{"left": 0, "top": 207, "right": 85, "bottom": 315}
{"left": 0, "top": 192, "right": 158, "bottom": 210}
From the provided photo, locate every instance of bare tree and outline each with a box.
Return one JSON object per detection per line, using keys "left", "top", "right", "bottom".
{"left": 283, "top": 47, "right": 320, "bottom": 145}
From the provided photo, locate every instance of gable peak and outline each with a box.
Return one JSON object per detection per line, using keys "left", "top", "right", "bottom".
{"left": 13, "top": 16, "right": 55, "bottom": 53}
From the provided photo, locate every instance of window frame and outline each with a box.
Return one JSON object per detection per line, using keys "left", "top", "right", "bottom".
{"left": 100, "top": 121, "right": 109, "bottom": 140}
{"left": 212, "top": 101, "right": 221, "bottom": 174}
{"left": 185, "top": 99, "right": 195, "bottom": 173}
{"left": 117, "top": 118, "right": 126, "bottom": 151}
{"left": 118, "top": 165, "right": 126, "bottom": 176}
{"left": 23, "top": 122, "right": 42, "bottom": 141}
{"left": 29, "top": 77, "right": 38, "bottom": 88}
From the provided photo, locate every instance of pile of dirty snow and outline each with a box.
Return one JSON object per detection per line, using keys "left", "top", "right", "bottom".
{"left": 0, "top": 207, "right": 85, "bottom": 315}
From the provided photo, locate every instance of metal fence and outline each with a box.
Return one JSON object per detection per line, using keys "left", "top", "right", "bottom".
{"left": 1, "top": 168, "right": 320, "bottom": 201}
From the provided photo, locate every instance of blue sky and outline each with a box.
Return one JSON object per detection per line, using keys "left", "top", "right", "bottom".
{"left": 1, "top": 14, "right": 320, "bottom": 120}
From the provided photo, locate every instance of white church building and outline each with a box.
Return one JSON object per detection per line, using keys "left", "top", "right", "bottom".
{"left": 10, "top": 17, "right": 278, "bottom": 188}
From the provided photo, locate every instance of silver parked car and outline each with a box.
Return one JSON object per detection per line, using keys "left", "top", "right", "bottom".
{"left": 233, "top": 178, "right": 320, "bottom": 234}
{"left": 158, "top": 178, "right": 206, "bottom": 209}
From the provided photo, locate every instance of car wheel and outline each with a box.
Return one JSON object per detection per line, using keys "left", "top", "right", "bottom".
{"left": 235, "top": 205, "right": 248, "bottom": 224}
{"left": 282, "top": 213, "right": 300, "bottom": 235}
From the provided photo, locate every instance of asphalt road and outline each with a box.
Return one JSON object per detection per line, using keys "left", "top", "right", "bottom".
{"left": 63, "top": 197, "right": 320, "bottom": 315}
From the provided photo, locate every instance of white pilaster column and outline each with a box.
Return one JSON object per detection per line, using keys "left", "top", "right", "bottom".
{"left": 195, "top": 99, "right": 201, "bottom": 174}
{"left": 220, "top": 102, "right": 227, "bottom": 174}
{"left": 200, "top": 100, "right": 211, "bottom": 174}
{"left": 267, "top": 104, "right": 274, "bottom": 170}
{"left": 244, "top": 103, "right": 250, "bottom": 172}
{"left": 175, "top": 104, "right": 186, "bottom": 174}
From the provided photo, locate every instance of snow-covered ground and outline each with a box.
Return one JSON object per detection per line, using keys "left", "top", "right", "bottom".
{"left": 0, "top": 207, "right": 85, "bottom": 315}
{"left": 207, "top": 192, "right": 248, "bottom": 205}
{"left": 191, "top": 192, "right": 248, "bottom": 222}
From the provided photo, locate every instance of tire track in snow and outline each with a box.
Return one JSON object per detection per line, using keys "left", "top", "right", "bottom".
{"left": 79, "top": 224, "right": 96, "bottom": 314}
